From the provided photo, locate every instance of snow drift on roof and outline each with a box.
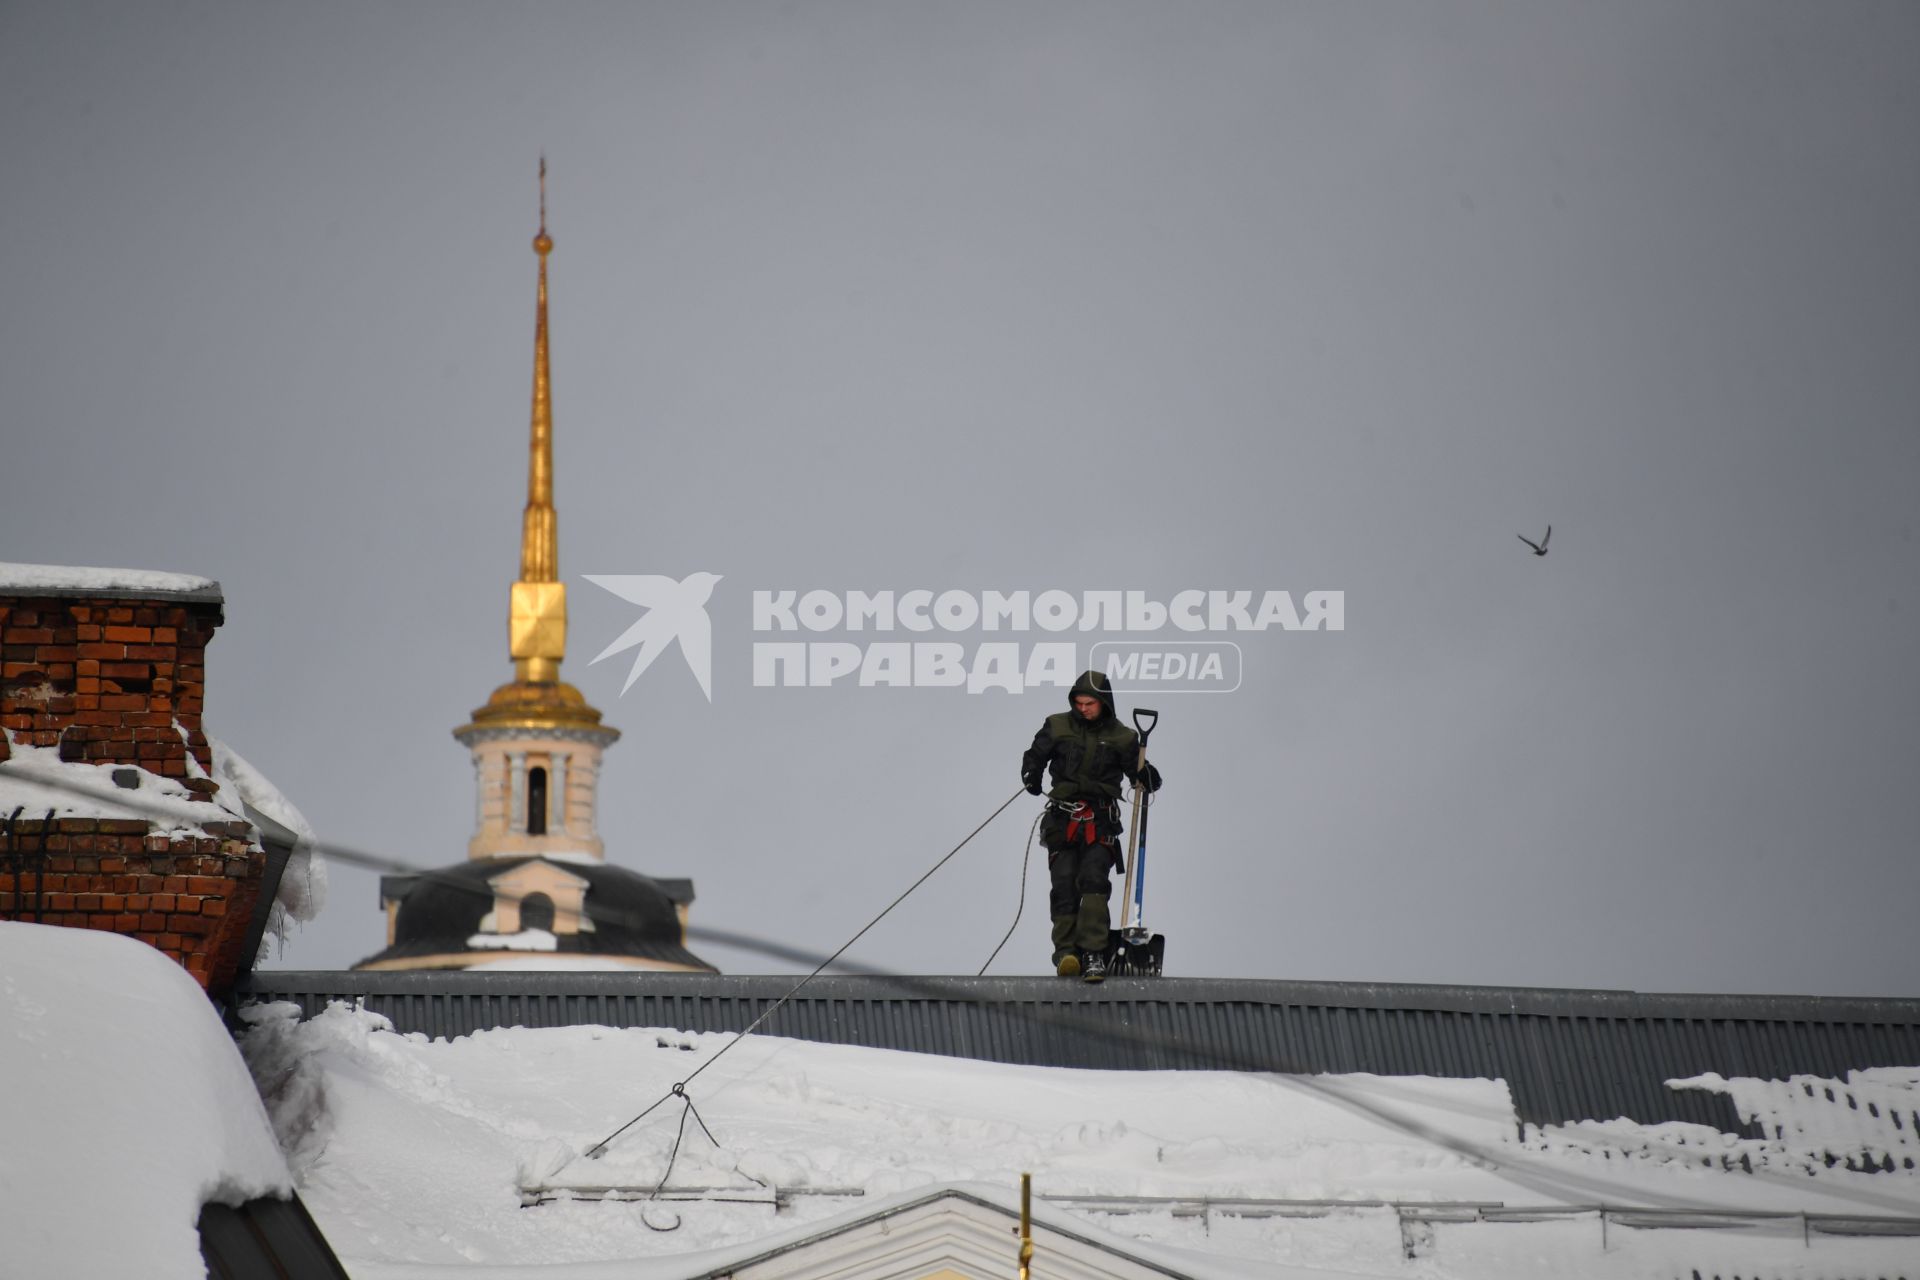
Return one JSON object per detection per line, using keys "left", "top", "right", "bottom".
{"left": 236, "top": 1001, "right": 1920, "bottom": 1279}
{"left": 0, "top": 923, "right": 291, "bottom": 1280}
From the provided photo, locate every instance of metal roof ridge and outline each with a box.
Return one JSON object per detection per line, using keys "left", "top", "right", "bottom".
{"left": 238, "top": 970, "right": 1920, "bottom": 1022}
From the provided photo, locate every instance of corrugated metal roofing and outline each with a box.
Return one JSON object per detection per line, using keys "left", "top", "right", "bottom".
{"left": 235, "top": 972, "right": 1920, "bottom": 1132}
{"left": 198, "top": 1192, "right": 350, "bottom": 1280}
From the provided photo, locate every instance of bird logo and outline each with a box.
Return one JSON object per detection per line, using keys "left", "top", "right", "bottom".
{"left": 584, "top": 572, "right": 724, "bottom": 701}
{"left": 1517, "top": 526, "right": 1552, "bottom": 557}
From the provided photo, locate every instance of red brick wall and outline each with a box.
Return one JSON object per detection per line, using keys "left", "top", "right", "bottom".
{"left": 0, "top": 596, "right": 220, "bottom": 776}
{"left": 1, "top": 591, "right": 265, "bottom": 990}
{"left": 0, "top": 818, "right": 264, "bottom": 990}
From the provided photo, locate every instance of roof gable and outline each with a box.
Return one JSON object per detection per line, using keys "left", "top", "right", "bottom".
{"left": 487, "top": 859, "right": 592, "bottom": 895}
{"left": 687, "top": 1187, "right": 1190, "bottom": 1280}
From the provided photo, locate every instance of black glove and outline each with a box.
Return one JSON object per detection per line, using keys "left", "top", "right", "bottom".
{"left": 1023, "top": 772, "right": 1044, "bottom": 796}
{"left": 1137, "top": 762, "right": 1163, "bottom": 793}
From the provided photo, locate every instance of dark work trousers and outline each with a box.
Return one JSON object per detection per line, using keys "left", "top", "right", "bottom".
{"left": 1048, "top": 839, "right": 1118, "bottom": 956}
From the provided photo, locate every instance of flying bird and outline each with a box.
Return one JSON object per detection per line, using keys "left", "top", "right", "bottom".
{"left": 585, "top": 572, "right": 723, "bottom": 700}
{"left": 1518, "top": 526, "right": 1551, "bottom": 557}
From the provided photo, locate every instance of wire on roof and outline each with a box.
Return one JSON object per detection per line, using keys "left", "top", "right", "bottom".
{"left": 7, "top": 763, "right": 1919, "bottom": 1219}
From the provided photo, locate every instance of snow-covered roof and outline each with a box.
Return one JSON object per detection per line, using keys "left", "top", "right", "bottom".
{"left": 237, "top": 970, "right": 1920, "bottom": 1135}
{"left": 0, "top": 560, "right": 221, "bottom": 601}
{"left": 233, "top": 1000, "right": 1920, "bottom": 1279}
{"left": 0, "top": 922, "right": 291, "bottom": 1280}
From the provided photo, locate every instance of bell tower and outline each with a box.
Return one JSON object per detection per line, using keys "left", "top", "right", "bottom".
{"left": 358, "top": 163, "right": 707, "bottom": 972}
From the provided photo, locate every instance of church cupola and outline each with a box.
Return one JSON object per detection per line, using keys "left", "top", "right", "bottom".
{"left": 356, "top": 164, "right": 709, "bottom": 974}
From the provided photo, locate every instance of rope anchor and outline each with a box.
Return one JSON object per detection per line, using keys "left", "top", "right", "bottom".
{"left": 566, "top": 788, "right": 1028, "bottom": 1230}
{"left": 639, "top": 1084, "right": 721, "bottom": 1233}
{"left": 582, "top": 786, "right": 1026, "bottom": 1163}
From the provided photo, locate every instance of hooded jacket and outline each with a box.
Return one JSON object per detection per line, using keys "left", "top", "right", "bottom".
{"left": 1020, "top": 669, "right": 1147, "bottom": 804}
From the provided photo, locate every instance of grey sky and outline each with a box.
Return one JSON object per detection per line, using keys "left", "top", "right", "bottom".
{"left": 3, "top": 1, "right": 1915, "bottom": 994}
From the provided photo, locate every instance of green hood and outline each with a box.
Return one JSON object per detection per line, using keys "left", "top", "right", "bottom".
{"left": 1068, "top": 668, "right": 1117, "bottom": 723}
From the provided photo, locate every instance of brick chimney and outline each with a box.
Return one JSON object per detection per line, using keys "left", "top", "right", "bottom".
{"left": 0, "top": 567, "right": 265, "bottom": 991}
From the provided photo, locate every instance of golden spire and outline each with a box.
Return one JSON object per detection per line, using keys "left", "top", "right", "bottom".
{"left": 504, "top": 157, "right": 568, "bottom": 688}
{"left": 522, "top": 157, "right": 557, "bottom": 583}
{"left": 457, "top": 160, "right": 614, "bottom": 741}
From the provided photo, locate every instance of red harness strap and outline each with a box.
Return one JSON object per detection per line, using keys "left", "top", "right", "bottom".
{"left": 1064, "top": 802, "right": 1100, "bottom": 845}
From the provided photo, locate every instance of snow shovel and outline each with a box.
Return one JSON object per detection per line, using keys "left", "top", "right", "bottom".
{"left": 1110, "top": 708, "right": 1165, "bottom": 977}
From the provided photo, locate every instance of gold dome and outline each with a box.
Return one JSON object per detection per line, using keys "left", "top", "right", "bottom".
{"left": 454, "top": 676, "right": 618, "bottom": 740}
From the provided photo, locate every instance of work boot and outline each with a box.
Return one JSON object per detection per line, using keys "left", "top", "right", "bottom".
{"left": 1081, "top": 951, "right": 1107, "bottom": 983}
{"left": 1050, "top": 916, "right": 1078, "bottom": 976}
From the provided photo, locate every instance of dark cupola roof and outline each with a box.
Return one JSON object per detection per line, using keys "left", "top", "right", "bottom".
{"left": 357, "top": 857, "right": 712, "bottom": 971}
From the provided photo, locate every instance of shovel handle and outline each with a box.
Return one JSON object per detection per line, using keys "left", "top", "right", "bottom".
{"left": 1133, "top": 708, "right": 1158, "bottom": 747}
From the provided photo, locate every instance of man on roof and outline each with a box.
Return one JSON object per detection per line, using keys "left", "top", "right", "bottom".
{"left": 1020, "top": 668, "right": 1162, "bottom": 981}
